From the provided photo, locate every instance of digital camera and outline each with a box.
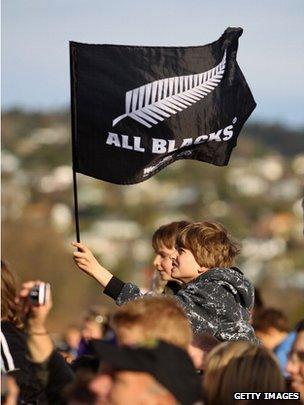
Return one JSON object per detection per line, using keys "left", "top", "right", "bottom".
{"left": 28, "top": 283, "right": 50, "bottom": 306}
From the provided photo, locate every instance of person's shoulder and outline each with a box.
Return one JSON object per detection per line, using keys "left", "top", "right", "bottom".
{"left": 180, "top": 267, "right": 248, "bottom": 290}
{"left": 1, "top": 321, "right": 27, "bottom": 355}
{"left": 1, "top": 320, "right": 25, "bottom": 336}
{"left": 208, "top": 266, "right": 253, "bottom": 287}
{"left": 192, "top": 267, "right": 235, "bottom": 283}
{"left": 181, "top": 272, "right": 222, "bottom": 293}
{"left": 185, "top": 267, "right": 254, "bottom": 305}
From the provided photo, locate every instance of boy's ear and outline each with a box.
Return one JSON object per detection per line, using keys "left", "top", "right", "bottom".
{"left": 198, "top": 266, "right": 209, "bottom": 274}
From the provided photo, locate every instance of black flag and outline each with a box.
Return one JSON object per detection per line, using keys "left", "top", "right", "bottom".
{"left": 70, "top": 27, "right": 256, "bottom": 185}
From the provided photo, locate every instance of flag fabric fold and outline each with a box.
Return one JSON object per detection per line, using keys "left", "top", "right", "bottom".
{"left": 70, "top": 27, "right": 256, "bottom": 185}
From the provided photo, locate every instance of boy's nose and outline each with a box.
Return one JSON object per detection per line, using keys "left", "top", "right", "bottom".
{"left": 153, "top": 255, "right": 161, "bottom": 268}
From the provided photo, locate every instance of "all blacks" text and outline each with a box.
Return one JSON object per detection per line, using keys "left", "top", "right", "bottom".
{"left": 105, "top": 118, "right": 237, "bottom": 155}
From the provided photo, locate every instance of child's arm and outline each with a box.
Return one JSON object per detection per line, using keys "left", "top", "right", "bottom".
{"left": 72, "top": 242, "right": 113, "bottom": 288}
{"left": 72, "top": 242, "right": 145, "bottom": 304}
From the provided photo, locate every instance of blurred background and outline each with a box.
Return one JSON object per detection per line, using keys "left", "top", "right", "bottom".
{"left": 2, "top": 0, "right": 304, "bottom": 329}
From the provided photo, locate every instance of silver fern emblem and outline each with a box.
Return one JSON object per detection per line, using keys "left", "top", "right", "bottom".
{"left": 112, "top": 50, "right": 226, "bottom": 128}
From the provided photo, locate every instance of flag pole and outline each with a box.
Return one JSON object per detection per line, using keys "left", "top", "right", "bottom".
{"left": 70, "top": 42, "right": 81, "bottom": 242}
{"left": 72, "top": 169, "right": 80, "bottom": 242}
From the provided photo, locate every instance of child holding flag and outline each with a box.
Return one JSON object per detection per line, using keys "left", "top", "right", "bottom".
{"left": 72, "top": 221, "right": 257, "bottom": 343}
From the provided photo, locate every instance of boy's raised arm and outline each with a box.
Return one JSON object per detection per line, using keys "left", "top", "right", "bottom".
{"left": 72, "top": 242, "right": 146, "bottom": 304}
{"left": 72, "top": 242, "right": 113, "bottom": 288}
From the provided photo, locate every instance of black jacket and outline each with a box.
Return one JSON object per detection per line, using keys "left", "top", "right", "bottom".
{"left": 1, "top": 320, "right": 43, "bottom": 403}
{"left": 31, "top": 350, "right": 74, "bottom": 404}
{"left": 104, "top": 267, "right": 258, "bottom": 343}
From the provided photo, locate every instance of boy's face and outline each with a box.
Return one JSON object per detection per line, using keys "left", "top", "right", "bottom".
{"left": 153, "top": 244, "right": 176, "bottom": 281}
{"left": 171, "top": 248, "right": 205, "bottom": 283}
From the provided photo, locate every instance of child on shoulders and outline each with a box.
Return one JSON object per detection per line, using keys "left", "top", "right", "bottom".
{"left": 73, "top": 221, "right": 257, "bottom": 343}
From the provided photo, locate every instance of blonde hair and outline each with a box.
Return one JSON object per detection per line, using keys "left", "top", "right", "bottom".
{"left": 176, "top": 221, "right": 241, "bottom": 268}
{"left": 111, "top": 296, "right": 192, "bottom": 349}
{"left": 204, "top": 341, "right": 285, "bottom": 405}
{"left": 152, "top": 221, "right": 190, "bottom": 251}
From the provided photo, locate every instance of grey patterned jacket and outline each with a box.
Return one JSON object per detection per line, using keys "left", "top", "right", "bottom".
{"left": 104, "top": 266, "right": 258, "bottom": 343}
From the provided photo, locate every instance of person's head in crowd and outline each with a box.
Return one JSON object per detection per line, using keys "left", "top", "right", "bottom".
{"left": 58, "top": 325, "right": 82, "bottom": 363}
{"left": 90, "top": 339, "right": 203, "bottom": 405}
{"left": 81, "top": 307, "right": 109, "bottom": 343}
{"left": 152, "top": 220, "right": 190, "bottom": 282}
{"left": 187, "top": 332, "right": 220, "bottom": 371}
{"left": 64, "top": 380, "right": 98, "bottom": 405}
{"left": 171, "top": 221, "right": 241, "bottom": 283}
{"left": 1, "top": 260, "right": 22, "bottom": 328}
{"left": 68, "top": 356, "right": 105, "bottom": 403}
{"left": 88, "top": 371, "right": 113, "bottom": 405}
{"left": 253, "top": 308, "right": 290, "bottom": 349}
{"left": 286, "top": 319, "right": 304, "bottom": 399}
{"left": 111, "top": 296, "right": 192, "bottom": 349}
{"left": 204, "top": 341, "right": 285, "bottom": 405}
{"left": 65, "top": 325, "right": 81, "bottom": 350}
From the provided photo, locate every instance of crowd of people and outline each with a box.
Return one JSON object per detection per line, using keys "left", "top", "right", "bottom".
{"left": 1, "top": 220, "right": 303, "bottom": 404}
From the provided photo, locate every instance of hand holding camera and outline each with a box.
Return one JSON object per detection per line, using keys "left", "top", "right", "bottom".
{"left": 19, "top": 281, "right": 52, "bottom": 333}
{"left": 28, "top": 283, "right": 51, "bottom": 306}
{"left": 18, "top": 281, "right": 54, "bottom": 363}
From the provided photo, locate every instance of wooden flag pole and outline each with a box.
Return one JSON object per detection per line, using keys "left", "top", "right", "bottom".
{"left": 70, "top": 42, "right": 81, "bottom": 242}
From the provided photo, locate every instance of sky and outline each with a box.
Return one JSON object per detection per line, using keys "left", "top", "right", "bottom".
{"left": 2, "top": 0, "right": 304, "bottom": 127}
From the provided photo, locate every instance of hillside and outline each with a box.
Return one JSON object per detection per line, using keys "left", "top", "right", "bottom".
{"left": 2, "top": 109, "right": 304, "bottom": 328}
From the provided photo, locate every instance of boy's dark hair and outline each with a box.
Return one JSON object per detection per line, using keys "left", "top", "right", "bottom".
{"left": 152, "top": 221, "right": 190, "bottom": 251}
{"left": 176, "top": 221, "right": 241, "bottom": 268}
{"left": 252, "top": 308, "right": 290, "bottom": 333}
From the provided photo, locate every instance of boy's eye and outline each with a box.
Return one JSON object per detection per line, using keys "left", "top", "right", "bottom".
{"left": 158, "top": 252, "right": 167, "bottom": 259}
